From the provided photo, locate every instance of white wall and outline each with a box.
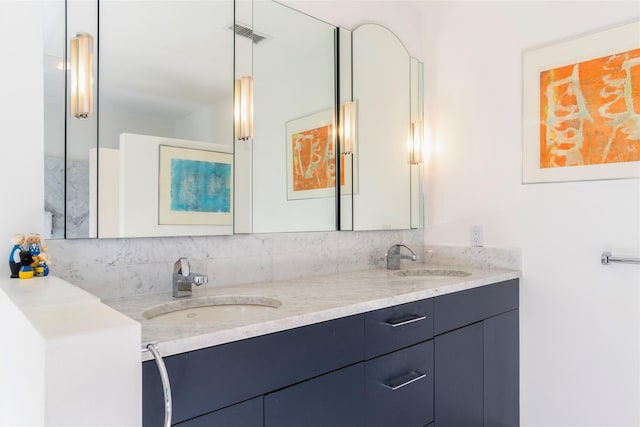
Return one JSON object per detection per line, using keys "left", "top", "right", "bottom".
{"left": 420, "top": 1, "right": 640, "bottom": 425}
{"left": 0, "top": 1, "right": 45, "bottom": 266}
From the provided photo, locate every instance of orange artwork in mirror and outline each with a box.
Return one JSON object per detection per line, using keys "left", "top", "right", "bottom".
{"left": 540, "top": 48, "right": 640, "bottom": 168}
{"left": 291, "top": 124, "right": 344, "bottom": 192}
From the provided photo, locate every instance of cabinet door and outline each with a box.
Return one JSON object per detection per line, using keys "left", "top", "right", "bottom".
{"left": 265, "top": 363, "right": 365, "bottom": 427}
{"left": 175, "top": 397, "right": 262, "bottom": 427}
{"left": 434, "top": 322, "right": 483, "bottom": 427}
{"left": 365, "top": 340, "right": 433, "bottom": 427}
{"left": 484, "top": 309, "right": 519, "bottom": 427}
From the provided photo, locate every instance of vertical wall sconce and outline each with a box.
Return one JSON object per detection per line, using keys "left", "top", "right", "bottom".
{"left": 339, "top": 101, "right": 357, "bottom": 155}
{"left": 409, "top": 120, "right": 423, "bottom": 164}
{"left": 70, "top": 32, "right": 94, "bottom": 119}
{"left": 234, "top": 76, "right": 254, "bottom": 140}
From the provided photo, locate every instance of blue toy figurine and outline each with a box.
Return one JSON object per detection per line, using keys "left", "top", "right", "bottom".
{"left": 9, "top": 233, "right": 25, "bottom": 278}
{"left": 27, "top": 233, "right": 45, "bottom": 257}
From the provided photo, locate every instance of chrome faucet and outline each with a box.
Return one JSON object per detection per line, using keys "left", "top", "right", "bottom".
{"left": 172, "top": 257, "right": 208, "bottom": 298}
{"left": 385, "top": 244, "right": 418, "bottom": 270}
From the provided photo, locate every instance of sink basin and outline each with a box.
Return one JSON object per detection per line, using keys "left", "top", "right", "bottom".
{"left": 394, "top": 268, "right": 471, "bottom": 278}
{"left": 142, "top": 295, "right": 282, "bottom": 322}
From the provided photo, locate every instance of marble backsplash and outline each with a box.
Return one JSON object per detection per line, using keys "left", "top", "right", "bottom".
{"left": 423, "top": 245, "right": 522, "bottom": 270}
{"left": 45, "top": 156, "right": 90, "bottom": 239}
{"left": 46, "top": 229, "right": 424, "bottom": 300}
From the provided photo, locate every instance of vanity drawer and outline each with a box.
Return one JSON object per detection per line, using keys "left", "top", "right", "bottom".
{"left": 174, "top": 397, "right": 263, "bottom": 427}
{"left": 365, "top": 340, "right": 434, "bottom": 427}
{"left": 365, "top": 298, "right": 433, "bottom": 359}
{"left": 433, "top": 279, "right": 519, "bottom": 335}
{"left": 143, "top": 314, "right": 364, "bottom": 425}
{"left": 264, "top": 363, "right": 365, "bottom": 427}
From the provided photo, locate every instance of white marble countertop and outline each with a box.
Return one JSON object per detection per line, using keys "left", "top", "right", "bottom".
{"left": 105, "top": 264, "right": 520, "bottom": 361}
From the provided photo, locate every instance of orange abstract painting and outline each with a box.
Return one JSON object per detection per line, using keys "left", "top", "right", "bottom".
{"left": 539, "top": 48, "right": 640, "bottom": 168}
{"left": 291, "top": 124, "right": 344, "bottom": 192}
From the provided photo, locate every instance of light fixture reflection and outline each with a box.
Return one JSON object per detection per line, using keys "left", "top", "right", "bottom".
{"left": 409, "top": 120, "right": 423, "bottom": 164}
{"left": 70, "top": 32, "right": 94, "bottom": 119}
{"left": 234, "top": 76, "right": 254, "bottom": 140}
{"left": 339, "top": 101, "right": 356, "bottom": 155}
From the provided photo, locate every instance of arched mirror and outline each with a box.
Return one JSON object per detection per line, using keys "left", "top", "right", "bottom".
{"left": 340, "top": 23, "right": 424, "bottom": 231}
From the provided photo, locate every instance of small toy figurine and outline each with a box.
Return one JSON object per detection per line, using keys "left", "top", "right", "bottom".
{"left": 18, "top": 250, "right": 36, "bottom": 279}
{"left": 9, "top": 233, "right": 26, "bottom": 278}
{"left": 35, "top": 253, "right": 51, "bottom": 277}
{"left": 27, "top": 233, "right": 46, "bottom": 257}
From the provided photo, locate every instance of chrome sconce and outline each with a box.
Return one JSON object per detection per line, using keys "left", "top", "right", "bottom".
{"left": 70, "top": 32, "right": 94, "bottom": 119}
{"left": 234, "top": 76, "right": 254, "bottom": 140}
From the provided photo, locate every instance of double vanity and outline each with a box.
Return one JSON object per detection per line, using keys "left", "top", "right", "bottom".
{"left": 106, "top": 260, "right": 520, "bottom": 426}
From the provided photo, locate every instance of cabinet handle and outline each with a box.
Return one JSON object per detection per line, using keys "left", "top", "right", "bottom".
{"left": 383, "top": 314, "right": 427, "bottom": 328}
{"left": 145, "top": 343, "right": 172, "bottom": 427}
{"left": 383, "top": 370, "right": 427, "bottom": 391}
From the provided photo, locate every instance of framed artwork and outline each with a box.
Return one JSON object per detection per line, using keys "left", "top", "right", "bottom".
{"left": 286, "top": 109, "right": 352, "bottom": 200}
{"left": 522, "top": 21, "right": 640, "bottom": 183}
{"left": 158, "top": 145, "right": 233, "bottom": 225}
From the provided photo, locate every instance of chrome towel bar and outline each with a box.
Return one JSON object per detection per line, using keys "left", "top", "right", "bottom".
{"left": 601, "top": 252, "right": 640, "bottom": 266}
{"left": 142, "top": 343, "right": 172, "bottom": 427}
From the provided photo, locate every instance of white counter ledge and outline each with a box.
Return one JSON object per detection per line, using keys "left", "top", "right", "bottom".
{"left": 0, "top": 275, "right": 141, "bottom": 426}
{"left": 105, "top": 264, "right": 520, "bottom": 362}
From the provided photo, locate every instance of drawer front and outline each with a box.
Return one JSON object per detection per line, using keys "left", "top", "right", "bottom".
{"left": 365, "top": 340, "right": 434, "bottom": 427}
{"left": 143, "top": 314, "right": 364, "bottom": 425}
{"left": 264, "top": 363, "right": 365, "bottom": 427}
{"left": 433, "top": 279, "right": 518, "bottom": 335}
{"left": 365, "top": 298, "right": 433, "bottom": 359}
{"left": 175, "top": 397, "right": 263, "bottom": 427}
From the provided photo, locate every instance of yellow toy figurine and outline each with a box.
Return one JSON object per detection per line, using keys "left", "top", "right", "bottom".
{"left": 35, "top": 252, "right": 51, "bottom": 277}
{"left": 9, "top": 233, "right": 26, "bottom": 278}
{"left": 18, "top": 250, "right": 37, "bottom": 279}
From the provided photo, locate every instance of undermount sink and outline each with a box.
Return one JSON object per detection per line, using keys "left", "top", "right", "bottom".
{"left": 142, "top": 295, "right": 282, "bottom": 322}
{"left": 394, "top": 268, "right": 471, "bottom": 278}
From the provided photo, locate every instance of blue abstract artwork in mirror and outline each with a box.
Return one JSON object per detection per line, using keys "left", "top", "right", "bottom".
{"left": 170, "top": 159, "right": 231, "bottom": 213}
{"left": 159, "top": 144, "right": 233, "bottom": 225}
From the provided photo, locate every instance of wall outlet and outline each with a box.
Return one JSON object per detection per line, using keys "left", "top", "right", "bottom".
{"left": 470, "top": 225, "right": 483, "bottom": 247}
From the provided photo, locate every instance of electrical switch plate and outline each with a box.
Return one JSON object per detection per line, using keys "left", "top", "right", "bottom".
{"left": 470, "top": 225, "right": 483, "bottom": 247}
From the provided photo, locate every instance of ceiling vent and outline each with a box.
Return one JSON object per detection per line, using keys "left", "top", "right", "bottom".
{"left": 229, "top": 23, "right": 269, "bottom": 44}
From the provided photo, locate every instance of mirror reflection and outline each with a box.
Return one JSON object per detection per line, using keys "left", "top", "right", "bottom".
{"left": 43, "top": 0, "right": 66, "bottom": 239}
{"left": 245, "top": 0, "right": 338, "bottom": 233}
{"left": 97, "top": 0, "right": 234, "bottom": 238}
{"left": 347, "top": 23, "right": 420, "bottom": 231}
{"left": 44, "top": 0, "right": 424, "bottom": 239}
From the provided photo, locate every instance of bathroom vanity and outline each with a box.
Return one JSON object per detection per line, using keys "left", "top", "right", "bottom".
{"left": 108, "top": 265, "right": 520, "bottom": 427}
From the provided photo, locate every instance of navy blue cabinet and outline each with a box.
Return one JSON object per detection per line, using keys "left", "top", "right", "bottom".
{"left": 142, "top": 314, "right": 364, "bottom": 426}
{"left": 365, "top": 340, "right": 434, "bottom": 427}
{"left": 265, "top": 363, "right": 365, "bottom": 427}
{"left": 434, "top": 323, "right": 484, "bottom": 427}
{"left": 143, "top": 279, "right": 518, "bottom": 427}
{"left": 484, "top": 309, "right": 519, "bottom": 426}
{"left": 174, "top": 397, "right": 262, "bottom": 427}
{"left": 433, "top": 279, "right": 519, "bottom": 427}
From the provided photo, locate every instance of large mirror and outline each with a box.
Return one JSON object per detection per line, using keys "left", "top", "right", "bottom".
{"left": 343, "top": 23, "right": 424, "bottom": 230}
{"left": 43, "top": 0, "right": 66, "bottom": 240}
{"left": 44, "top": 0, "right": 423, "bottom": 239}
{"left": 43, "top": 0, "right": 98, "bottom": 239}
{"left": 239, "top": 0, "right": 338, "bottom": 233}
{"left": 97, "top": 0, "right": 234, "bottom": 238}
